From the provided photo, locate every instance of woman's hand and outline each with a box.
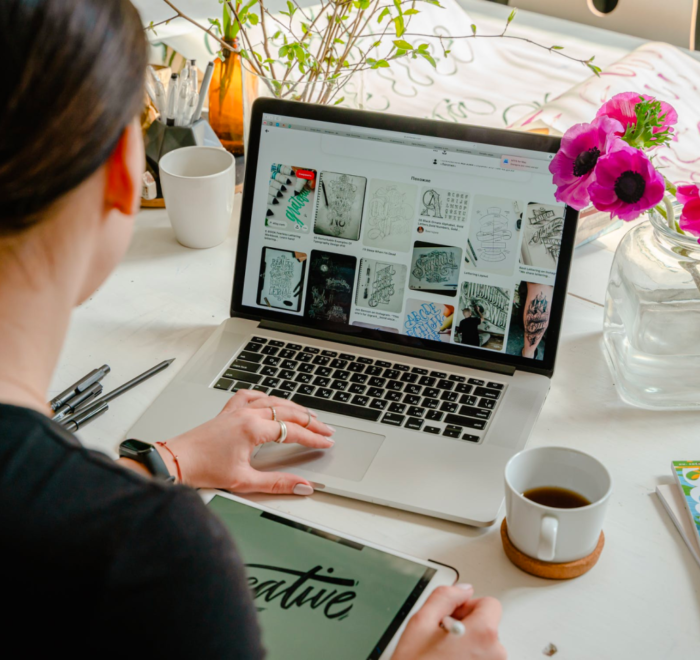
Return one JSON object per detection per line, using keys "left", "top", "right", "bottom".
{"left": 158, "top": 389, "right": 335, "bottom": 495}
{"left": 392, "top": 585, "right": 506, "bottom": 660}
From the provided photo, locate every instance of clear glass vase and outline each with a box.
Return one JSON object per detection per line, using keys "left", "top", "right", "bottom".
{"left": 603, "top": 210, "right": 700, "bottom": 410}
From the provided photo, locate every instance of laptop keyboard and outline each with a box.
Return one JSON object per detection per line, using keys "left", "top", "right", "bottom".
{"left": 211, "top": 336, "right": 506, "bottom": 443}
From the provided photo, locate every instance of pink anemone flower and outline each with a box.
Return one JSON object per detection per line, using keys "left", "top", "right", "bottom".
{"left": 676, "top": 184, "right": 700, "bottom": 240}
{"left": 596, "top": 92, "right": 678, "bottom": 139}
{"left": 588, "top": 141, "right": 665, "bottom": 221}
{"left": 548, "top": 115, "right": 623, "bottom": 210}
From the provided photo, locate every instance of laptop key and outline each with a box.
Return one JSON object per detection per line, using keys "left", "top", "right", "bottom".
{"left": 369, "top": 398, "right": 388, "bottom": 410}
{"left": 430, "top": 371, "right": 447, "bottom": 379}
{"left": 351, "top": 395, "right": 369, "bottom": 407}
{"left": 237, "top": 350, "right": 263, "bottom": 364}
{"left": 350, "top": 373, "right": 368, "bottom": 384}
{"left": 365, "top": 366, "right": 383, "bottom": 376}
{"left": 463, "top": 434, "right": 480, "bottom": 442}
{"left": 230, "top": 361, "right": 261, "bottom": 374}
{"left": 280, "top": 360, "right": 298, "bottom": 371}
{"left": 375, "top": 360, "right": 392, "bottom": 368}
{"left": 348, "top": 362, "right": 365, "bottom": 373}
{"left": 260, "top": 366, "right": 278, "bottom": 377}
{"left": 440, "top": 401, "right": 458, "bottom": 413}
{"left": 406, "top": 417, "right": 424, "bottom": 430}
{"left": 262, "top": 377, "right": 280, "bottom": 388}
{"left": 386, "top": 380, "right": 403, "bottom": 392}
{"left": 295, "top": 373, "right": 313, "bottom": 384}
{"left": 426, "top": 410, "right": 444, "bottom": 421}
{"left": 262, "top": 356, "right": 280, "bottom": 367}
{"left": 278, "top": 349, "right": 297, "bottom": 359}
{"left": 333, "top": 370, "right": 350, "bottom": 381}
{"left": 459, "top": 405, "right": 491, "bottom": 420}
{"left": 269, "top": 389, "right": 292, "bottom": 399}
{"left": 407, "top": 406, "right": 424, "bottom": 418}
{"left": 333, "top": 391, "right": 351, "bottom": 402}
{"left": 244, "top": 342, "right": 263, "bottom": 353}
{"left": 474, "top": 386, "right": 501, "bottom": 400}
{"left": 460, "top": 394, "right": 477, "bottom": 406}
{"left": 298, "top": 363, "right": 314, "bottom": 374}
{"left": 423, "top": 387, "right": 440, "bottom": 399}
{"left": 455, "top": 383, "right": 473, "bottom": 394}
{"left": 316, "top": 366, "right": 333, "bottom": 377}
{"left": 316, "top": 388, "right": 333, "bottom": 399}
{"left": 436, "top": 379, "right": 453, "bottom": 390}
{"left": 313, "top": 355, "right": 330, "bottom": 366}
{"left": 253, "top": 385, "right": 270, "bottom": 393}
{"left": 440, "top": 390, "right": 458, "bottom": 402}
{"left": 330, "top": 380, "right": 348, "bottom": 391}
{"left": 269, "top": 340, "right": 285, "bottom": 347}
{"left": 357, "top": 357, "right": 373, "bottom": 364}
{"left": 388, "top": 402, "right": 406, "bottom": 413}
{"left": 252, "top": 336, "right": 267, "bottom": 344}
{"left": 261, "top": 346, "right": 279, "bottom": 356}
{"left": 383, "top": 369, "right": 400, "bottom": 380}
{"left": 313, "top": 377, "right": 330, "bottom": 387}
{"left": 214, "top": 378, "right": 233, "bottom": 390}
{"left": 303, "top": 346, "right": 320, "bottom": 354}
{"left": 296, "top": 353, "right": 313, "bottom": 363}
{"left": 292, "top": 393, "right": 381, "bottom": 421}
{"left": 487, "top": 382, "right": 504, "bottom": 390}
{"left": 286, "top": 343, "right": 302, "bottom": 351}
{"left": 367, "top": 387, "right": 384, "bottom": 398}
{"left": 231, "top": 381, "right": 252, "bottom": 391}
{"left": 339, "top": 353, "right": 355, "bottom": 361}
{"left": 424, "top": 425, "right": 440, "bottom": 434}
{"left": 368, "top": 377, "right": 386, "bottom": 388}
{"left": 403, "top": 394, "right": 421, "bottom": 406}
{"left": 384, "top": 390, "right": 402, "bottom": 402}
{"left": 444, "top": 414, "right": 487, "bottom": 430}
{"left": 393, "top": 364, "right": 409, "bottom": 372}
{"left": 330, "top": 359, "right": 348, "bottom": 370}
{"left": 480, "top": 398, "right": 496, "bottom": 410}
{"left": 400, "top": 372, "right": 418, "bottom": 384}
{"left": 422, "top": 397, "right": 439, "bottom": 410}
{"left": 449, "top": 374, "right": 466, "bottom": 382}
{"left": 225, "top": 370, "right": 262, "bottom": 384}
{"left": 381, "top": 413, "right": 405, "bottom": 426}
{"left": 297, "top": 385, "right": 316, "bottom": 396}
{"left": 418, "top": 376, "right": 436, "bottom": 387}
{"left": 404, "top": 384, "right": 422, "bottom": 396}
{"left": 348, "top": 383, "right": 366, "bottom": 395}
{"left": 279, "top": 370, "right": 295, "bottom": 380}
{"left": 443, "top": 428, "right": 461, "bottom": 438}
{"left": 468, "top": 378, "right": 485, "bottom": 386}
{"left": 411, "top": 367, "right": 428, "bottom": 375}
{"left": 321, "top": 350, "right": 338, "bottom": 358}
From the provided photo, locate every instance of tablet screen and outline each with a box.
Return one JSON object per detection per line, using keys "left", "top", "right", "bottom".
{"left": 208, "top": 495, "right": 436, "bottom": 659}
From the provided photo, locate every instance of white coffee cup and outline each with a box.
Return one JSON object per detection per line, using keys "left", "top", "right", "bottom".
{"left": 159, "top": 146, "right": 236, "bottom": 249}
{"left": 504, "top": 447, "right": 612, "bottom": 563}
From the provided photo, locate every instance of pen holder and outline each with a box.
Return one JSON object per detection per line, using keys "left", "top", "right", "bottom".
{"left": 143, "top": 118, "right": 224, "bottom": 203}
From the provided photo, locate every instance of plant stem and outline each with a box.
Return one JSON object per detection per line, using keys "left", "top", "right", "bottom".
{"left": 160, "top": 0, "right": 235, "bottom": 53}
{"left": 662, "top": 194, "right": 676, "bottom": 231}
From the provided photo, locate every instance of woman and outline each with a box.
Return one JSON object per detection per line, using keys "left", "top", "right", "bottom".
{"left": 0, "top": 1, "right": 506, "bottom": 658}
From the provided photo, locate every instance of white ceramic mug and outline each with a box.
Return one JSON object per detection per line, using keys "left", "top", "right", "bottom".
{"left": 159, "top": 146, "right": 236, "bottom": 249}
{"left": 504, "top": 447, "right": 612, "bottom": 563}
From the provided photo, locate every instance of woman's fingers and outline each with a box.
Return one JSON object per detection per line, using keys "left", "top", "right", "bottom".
{"left": 254, "top": 418, "right": 335, "bottom": 448}
{"left": 248, "top": 405, "right": 334, "bottom": 436}
{"left": 233, "top": 467, "right": 315, "bottom": 496}
{"left": 245, "top": 395, "right": 317, "bottom": 417}
{"left": 221, "top": 389, "right": 267, "bottom": 411}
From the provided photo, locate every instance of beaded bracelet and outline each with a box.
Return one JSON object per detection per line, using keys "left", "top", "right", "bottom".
{"left": 156, "top": 441, "right": 183, "bottom": 484}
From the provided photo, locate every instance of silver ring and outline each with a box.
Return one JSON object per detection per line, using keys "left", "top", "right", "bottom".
{"left": 304, "top": 412, "right": 312, "bottom": 428}
{"left": 276, "top": 420, "right": 287, "bottom": 444}
{"left": 270, "top": 406, "right": 277, "bottom": 422}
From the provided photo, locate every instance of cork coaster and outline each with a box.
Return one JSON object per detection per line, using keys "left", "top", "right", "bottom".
{"left": 501, "top": 518, "right": 605, "bottom": 580}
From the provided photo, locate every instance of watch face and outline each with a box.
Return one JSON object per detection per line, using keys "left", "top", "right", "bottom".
{"left": 120, "top": 439, "right": 152, "bottom": 456}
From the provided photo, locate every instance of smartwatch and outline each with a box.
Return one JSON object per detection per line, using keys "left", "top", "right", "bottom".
{"left": 119, "top": 439, "right": 175, "bottom": 483}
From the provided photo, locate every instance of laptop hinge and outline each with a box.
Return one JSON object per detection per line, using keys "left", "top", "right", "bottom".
{"left": 258, "top": 320, "right": 516, "bottom": 377}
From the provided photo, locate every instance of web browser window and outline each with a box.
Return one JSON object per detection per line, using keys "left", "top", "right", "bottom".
{"left": 241, "top": 113, "right": 566, "bottom": 362}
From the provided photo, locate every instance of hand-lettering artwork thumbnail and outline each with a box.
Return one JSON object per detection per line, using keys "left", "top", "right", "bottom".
{"left": 265, "top": 163, "right": 317, "bottom": 234}
{"left": 408, "top": 242, "right": 461, "bottom": 296}
{"left": 356, "top": 258, "right": 407, "bottom": 313}
{"left": 304, "top": 250, "right": 357, "bottom": 324}
{"left": 314, "top": 172, "right": 367, "bottom": 241}
{"left": 520, "top": 202, "right": 565, "bottom": 270}
{"left": 363, "top": 179, "right": 417, "bottom": 253}
{"left": 403, "top": 300, "right": 454, "bottom": 343}
{"left": 257, "top": 247, "right": 307, "bottom": 312}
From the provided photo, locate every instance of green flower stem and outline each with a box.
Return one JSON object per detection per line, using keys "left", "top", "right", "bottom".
{"left": 662, "top": 194, "right": 676, "bottom": 232}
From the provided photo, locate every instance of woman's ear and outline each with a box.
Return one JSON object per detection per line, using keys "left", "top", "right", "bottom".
{"left": 104, "top": 118, "right": 145, "bottom": 216}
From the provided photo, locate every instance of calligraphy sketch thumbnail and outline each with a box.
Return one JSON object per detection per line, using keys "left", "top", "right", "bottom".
{"left": 408, "top": 241, "right": 461, "bottom": 297}
{"left": 403, "top": 300, "right": 454, "bottom": 343}
{"left": 355, "top": 258, "right": 407, "bottom": 314}
{"left": 265, "top": 163, "right": 316, "bottom": 234}
{"left": 465, "top": 195, "right": 522, "bottom": 276}
{"left": 454, "top": 281, "right": 511, "bottom": 351}
{"left": 303, "top": 250, "right": 357, "bottom": 324}
{"left": 419, "top": 187, "right": 469, "bottom": 224}
{"left": 362, "top": 179, "right": 417, "bottom": 253}
{"left": 314, "top": 172, "right": 367, "bottom": 241}
{"left": 520, "top": 202, "right": 565, "bottom": 270}
{"left": 257, "top": 247, "right": 307, "bottom": 312}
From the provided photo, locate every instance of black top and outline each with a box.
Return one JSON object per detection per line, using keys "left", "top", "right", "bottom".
{"left": 0, "top": 403, "right": 264, "bottom": 658}
{"left": 457, "top": 316, "right": 481, "bottom": 347}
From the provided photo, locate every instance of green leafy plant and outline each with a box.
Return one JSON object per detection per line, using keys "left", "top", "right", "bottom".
{"left": 150, "top": 1, "right": 598, "bottom": 105}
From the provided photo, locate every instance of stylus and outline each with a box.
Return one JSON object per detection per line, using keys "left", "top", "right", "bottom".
{"left": 49, "top": 364, "right": 111, "bottom": 411}
{"left": 193, "top": 61, "right": 214, "bottom": 122}
{"left": 440, "top": 616, "right": 465, "bottom": 637}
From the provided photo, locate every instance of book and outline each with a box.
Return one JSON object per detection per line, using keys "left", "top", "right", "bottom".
{"left": 671, "top": 461, "right": 700, "bottom": 546}
{"left": 656, "top": 483, "right": 700, "bottom": 569}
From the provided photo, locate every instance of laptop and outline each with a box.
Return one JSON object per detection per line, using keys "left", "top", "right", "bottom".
{"left": 128, "top": 98, "right": 578, "bottom": 526}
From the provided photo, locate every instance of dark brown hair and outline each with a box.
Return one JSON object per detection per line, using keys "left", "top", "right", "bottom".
{"left": 0, "top": 0, "right": 147, "bottom": 233}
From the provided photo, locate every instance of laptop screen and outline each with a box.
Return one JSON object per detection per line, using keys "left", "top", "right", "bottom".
{"left": 234, "top": 102, "right": 577, "bottom": 375}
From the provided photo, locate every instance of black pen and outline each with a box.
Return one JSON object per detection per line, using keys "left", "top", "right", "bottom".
{"left": 62, "top": 402, "right": 109, "bottom": 433}
{"left": 60, "top": 359, "right": 175, "bottom": 425}
{"left": 49, "top": 364, "right": 111, "bottom": 411}
{"left": 52, "top": 381, "right": 103, "bottom": 423}
{"left": 321, "top": 181, "right": 329, "bottom": 207}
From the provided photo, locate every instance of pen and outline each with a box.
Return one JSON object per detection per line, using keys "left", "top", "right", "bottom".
{"left": 193, "top": 61, "right": 214, "bottom": 122}
{"left": 60, "top": 359, "right": 175, "bottom": 425}
{"left": 49, "top": 364, "right": 111, "bottom": 411}
{"left": 148, "top": 66, "right": 167, "bottom": 116}
{"left": 62, "top": 402, "right": 109, "bottom": 433}
{"left": 52, "top": 381, "right": 103, "bottom": 423}
{"left": 440, "top": 616, "right": 465, "bottom": 637}
{"left": 321, "top": 181, "right": 329, "bottom": 207}
{"left": 165, "top": 73, "right": 178, "bottom": 126}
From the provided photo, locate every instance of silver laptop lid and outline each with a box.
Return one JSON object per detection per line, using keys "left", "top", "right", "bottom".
{"left": 232, "top": 99, "right": 578, "bottom": 378}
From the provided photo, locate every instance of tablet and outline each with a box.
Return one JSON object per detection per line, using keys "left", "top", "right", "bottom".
{"left": 200, "top": 490, "right": 458, "bottom": 660}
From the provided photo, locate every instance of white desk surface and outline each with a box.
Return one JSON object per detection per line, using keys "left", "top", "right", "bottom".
{"left": 51, "top": 198, "right": 700, "bottom": 658}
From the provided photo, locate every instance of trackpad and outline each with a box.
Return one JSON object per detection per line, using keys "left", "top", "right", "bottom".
{"left": 251, "top": 425, "right": 385, "bottom": 482}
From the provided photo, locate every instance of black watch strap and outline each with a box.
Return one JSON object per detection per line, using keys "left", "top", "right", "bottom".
{"left": 119, "top": 439, "right": 175, "bottom": 483}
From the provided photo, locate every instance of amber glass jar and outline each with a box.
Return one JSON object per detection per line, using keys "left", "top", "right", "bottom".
{"left": 208, "top": 38, "right": 244, "bottom": 155}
